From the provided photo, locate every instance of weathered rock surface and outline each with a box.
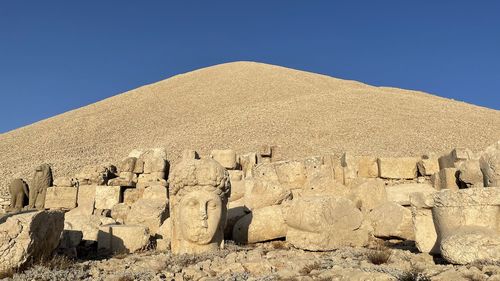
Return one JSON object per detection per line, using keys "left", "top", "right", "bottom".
{"left": 377, "top": 157, "right": 419, "bottom": 179}
{"left": 243, "top": 178, "right": 291, "bottom": 210}
{"left": 125, "top": 198, "right": 168, "bottom": 235}
{"left": 98, "top": 224, "right": 150, "bottom": 254}
{"left": 386, "top": 183, "right": 436, "bottom": 206}
{"left": 348, "top": 178, "right": 387, "bottom": 212}
{"left": 0, "top": 210, "right": 64, "bottom": 274}
{"left": 285, "top": 196, "right": 369, "bottom": 250}
{"left": 440, "top": 226, "right": 500, "bottom": 265}
{"left": 368, "top": 202, "right": 414, "bottom": 240}
{"left": 232, "top": 205, "right": 287, "bottom": 244}
{"left": 45, "top": 186, "right": 78, "bottom": 209}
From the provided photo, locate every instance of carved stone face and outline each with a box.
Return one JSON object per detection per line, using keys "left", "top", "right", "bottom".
{"left": 179, "top": 189, "right": 222, "bottom": 245}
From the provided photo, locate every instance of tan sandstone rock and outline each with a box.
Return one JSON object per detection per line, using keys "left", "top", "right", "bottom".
{"left": 432, "top": 187, "right": 500, "bottom": 264}
{"left": 348, "top": 178, "right": 387, "bottom": 212}
{"left": 0, "top": 210, "right": 64, "bottom": 274}
{"left": 440, "top": 226, "right": 500, "bottom": 265}
{"left": 243, "top": 178, "right": 291, "bottom": 210}
{"left": 211, "top": 149, "right": 237, "bottom": 169}
{"left": 377, "top": 157, "right": 419, "bottom": 179}
{"left": 285, "top": 196, "right": 369, "bottom": 250}
{"left": 457, "top": 160, "right": 484, "bottom": 188}
{"left": 386, "top": 183, "right": 436, "bottom": 206}
{"left": 410, "top": 192, "right": 439, "bottom": 254}
{"left": 431, "top": 168, "right": 459, "bottom": 191}
{"left": 480, "top": 143, "right": 500, "bottom": 187}
{"left": 125, "top": 198, "right": 168, "bottom": 235}
{"left": 44, "top": 186, "right": 78, "bottom": 209}
{"left": 98, "top": 224, "right": 150, "bottom": 254}
{"left": 95, "top": 186, "right": 122, "bottom": 210}
{"left": 232, "top": 205, "right": 287, "bottom": 244}
{"left": 368, "top": 202, "right": 414, "bottom": 240}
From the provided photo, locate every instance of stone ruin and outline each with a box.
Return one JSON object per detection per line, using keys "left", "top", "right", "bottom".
{"left": 0, "top": 142, "right": 499, "bottom": 274}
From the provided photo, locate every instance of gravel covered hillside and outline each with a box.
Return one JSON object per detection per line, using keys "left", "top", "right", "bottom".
{"left": 0, "top": 61, "right": 499, "bottom": 196}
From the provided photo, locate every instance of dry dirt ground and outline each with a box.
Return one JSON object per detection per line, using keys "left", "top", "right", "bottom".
{"left": 0, "top": 61, "right": 499, "bottom": 198}
{"left": 3, "top": 241, "right": 499, "bottom": 281}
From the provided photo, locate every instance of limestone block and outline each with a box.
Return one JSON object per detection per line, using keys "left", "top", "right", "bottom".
{"left": 386, "top": 183, "right": 436, "bottom": 206}
{"left": 440, "top": 226, "right": 500, "bottom": 265}
{"left": 107, "top": 177, "right": 136, "bottom": 187}
{"left": 368, "top": 202, "right": 414, "bottom": 240}
{"left": 457, "top": 160, "right": 484, "bottom": 188}
{"left": 348, "top": 178, "right": 387, "bottom": 212}
{"left": 304, "top": 156, "right": 324, "bottom": 179}
{"left": 431, "top": 187, "right": 500, "bottom": 263}
{"left": 210, "top": 149, "right": 237, "bottom": 169}
{"left": 182, "top": 149, "right": 198, "bottom": 160}
{"left": 119, "top": 157, "right": 137, "bottom": 173}
{"left": 259, "top": 145, "right": 272, "bottom": 157}
{"left": 302, "top": 174, "right": 350, "bottom": 197}
{"left": 274, "top": 160, "right": 306, "bottom": 190}
{"left": 157, "top": 217, "right": 172, "bottom": 240}
{"left": 136, "top": 179, "right": 167, "bottom": 189}
{"left": 133, "top": 158, "right": 144, "bottom": 174}
{"left": 123, "top": 188, "right": 144, "bottom": 205}
{"left": 53, "top": 177, "right": 77, "bottom": 187}
{"left": 138, "top": 172, "right": 166, "bottom": 182}
{"left": 95, "top": 186, "right": 122, "bottom": 210}
{"left": 439, "top": 148, "right": 473, "bottom": 170}
{"left": 480, "top": 145, "right": 500, "bottom": 187}
{"left": 411, "top": 204, "right": 439, "bottom": 254}
{"left": 45, "top": 186, "right": 78, "bottom": 209}
{"left": 111, "top": 203, "right": 131, "bottom": 224}
{"left": 270, "top": 145, "right": 283, "bottom": 162}
{"left": 433, "top": 168, "right": 459, "bottom": 191}
{"left": 243, "top": 179, "right": 291, "bottom": 210}
{"left": 239, "top": 152, "right": 257, "bottom": 178}
{"left": 228, "top": 174, "right": 245, "bottom": 202}
{"left": 98, "top": 224, "right": 150, "bottom": 254}
{"left": 233, "top": 205, "right": 287, "bottom": 244}
{"left": 432, "top": 188, "right": 500, "bottom": 239}
{"left": 125, "top": 198, "right": 168, "bottom": 235}
{"left": 229, "top": 170, "right": 244, "bottom": 181}
{"left": 0, "top": 210, "right": 64, "bottom": 275}
{"left": 76, "top": 185, "right": 96, "bottom": 214}
{"left": 285, "top": 196, "right": 370, "bottom": 250}
{"left": 252, "top": 163, "right": 278, "bottom": 182}
{"left": 377, "top": 157, "right": 419, "bottom": 179}
{"left": 75, "top": 164, "right": 115, "bottom": 185}
{"left": 141, "top": 148, "right": 167, "bottom": 173}
{"left": 342, "top": 153, "right": 378, "bottom": 183}
{"left": 358, "top": 157, "right": 379, "bottom": 178}
{"left": 333, "top": 163, "right": 345, "bottom": 183}
{"left": 64, "top": 211, "right": 111, "bottom": 241}
{"left": 417, "top": 158, "right": 440, "bottom": 176}
{"left": 142, "top": 185, "right": 168, "bottom": 201}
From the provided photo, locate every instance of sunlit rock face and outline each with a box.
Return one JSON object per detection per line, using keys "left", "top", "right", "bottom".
{"left": 169, "top": 158, "right": 231, "bottom": 255}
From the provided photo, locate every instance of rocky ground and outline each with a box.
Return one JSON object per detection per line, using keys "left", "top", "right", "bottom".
{"left": 3, "top": 240, "right": 499, "bottom": 281}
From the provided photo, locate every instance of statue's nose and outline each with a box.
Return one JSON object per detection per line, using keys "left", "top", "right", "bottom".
{"left": 200, "top": 205, "right": 208, "bottom": 228}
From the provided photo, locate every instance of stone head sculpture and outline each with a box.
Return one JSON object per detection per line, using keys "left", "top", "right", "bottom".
{"left": 29, "top": 163, "right": 53, "bottom": 210}
{"left": 285, "top": 195, "right": 369, "bottom": 251}
{"left": 169, "top": 158, "right": 231, "bottom": 255}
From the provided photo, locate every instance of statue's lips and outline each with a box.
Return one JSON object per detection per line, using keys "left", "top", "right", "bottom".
{"left": 186, "top": 225, "right": 214, "bottom": 244}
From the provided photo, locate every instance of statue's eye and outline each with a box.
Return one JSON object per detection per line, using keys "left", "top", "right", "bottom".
{"left": 187, "top": 200, "right": 197, "bottom": 207}
{"left": 207, "top": 201, "right": 217, "bottom": 209}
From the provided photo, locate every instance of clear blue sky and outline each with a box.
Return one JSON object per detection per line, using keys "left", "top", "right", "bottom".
{"left": 1, "top": 1, "right": 499, "bottom": 133}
